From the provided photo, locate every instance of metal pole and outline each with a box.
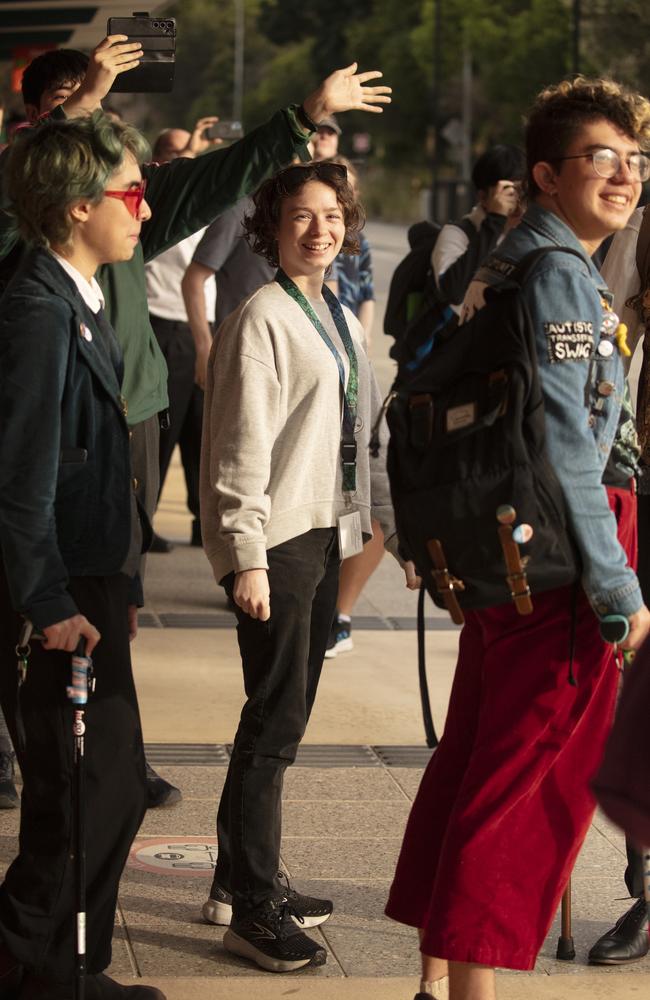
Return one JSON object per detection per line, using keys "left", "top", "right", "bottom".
{"left": 233, "top": 0, "right": 245, "bottom": 124}
{"left": 572, "top": 0, "right": 581, "bottom": 75}
{"left": 461, "top": 39, "right": 472, "bottom": 184}
{"left": 432, "top": 0, "right": 442, "bottom": 220}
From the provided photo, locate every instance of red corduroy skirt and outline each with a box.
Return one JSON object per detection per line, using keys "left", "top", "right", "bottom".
{"left": 385, "top": 486, "right": 636, "bottom": 970}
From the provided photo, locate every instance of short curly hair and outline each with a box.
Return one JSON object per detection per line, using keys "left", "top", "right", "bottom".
{"left": 526, "top": 76, "right": 650, "bottom": 197}
{"left": 244, "top": 161, "right": 365, "bottom": 267}
{"left": 5, "top": 110, "right": 150, "bottom": 250}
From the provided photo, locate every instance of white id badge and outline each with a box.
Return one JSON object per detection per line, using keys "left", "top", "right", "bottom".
{"left": 337, "top": 510, "right": 364, "bottom": 559}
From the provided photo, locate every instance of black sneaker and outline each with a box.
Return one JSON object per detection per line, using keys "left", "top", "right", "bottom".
{"left": 203, "top": 874, "right": 333, "bottom": 929}
{"left": 148, "top": 532, "right": 174, "bottom": 553}
{"left": 145, "top": 761, "right": 182, "bottom": 809}
{"left": 0, "top": 751, "right": 18, "bottom": 810}
{"left": 223, "top": 897, "right": 327, "bottom": 973}
{"left": 324, "top": 612, "right": 353, "bottom": 659}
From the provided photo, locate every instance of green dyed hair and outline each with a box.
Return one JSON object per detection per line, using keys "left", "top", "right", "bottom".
{"left": 4, "top": 110, "right": 150, "bottom": 249}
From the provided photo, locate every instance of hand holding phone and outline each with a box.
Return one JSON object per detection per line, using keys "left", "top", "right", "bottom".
{"left": 203, "top": 120, "right": 244, "bottom": 142}
{"left": 61, "top": 35, "right": 143, "bottom": 116}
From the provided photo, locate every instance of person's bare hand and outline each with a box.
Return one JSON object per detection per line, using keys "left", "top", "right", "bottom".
{"left": 460, "top": 280, "right": 489, "bottom": 324}
{"left": 484, "top": 180, "right": 520, "bottom": 217}
{"left": 404, "top": 561, "right": 422, "bottom": 591}
{"left": 233, "top": 570, "right": 270, "bottom": 621}
{"left": 194, "top": 342, "right": 211, "bottom": 390}
{"left": 127, "top": 604, "right": 138, "bottom": 642}
{"left": 64, "top": 35, "right": 143, "bottom": 115}
{"left": 185, "top": 116, "right": 223, "bottom": 157}
{"left": 302, "top": 63, "right": 391, "bottom": 126}
{"left": 42, "top": 614, "right": 100, "bottom": 655}
{"left": 622, "top": 603, "right": 650, "bottom": 651}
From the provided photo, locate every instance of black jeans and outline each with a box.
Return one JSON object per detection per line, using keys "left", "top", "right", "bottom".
{"left": 151, "top": 314, "right": 204, "bottom": 520}
{"left": 0, "top": 570, "right": 146, "bottom": 982}
{"left": 213, "top": 528, "right": 340, "bottom": 916}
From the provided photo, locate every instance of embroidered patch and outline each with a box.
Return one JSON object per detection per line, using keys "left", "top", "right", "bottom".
{"left": 544, "top": 321, "right": 594, "bottom": 363}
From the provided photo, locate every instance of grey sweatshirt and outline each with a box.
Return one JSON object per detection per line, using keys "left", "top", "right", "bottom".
{"left": 200, "top": 280, "right": 397, "bottom": 584}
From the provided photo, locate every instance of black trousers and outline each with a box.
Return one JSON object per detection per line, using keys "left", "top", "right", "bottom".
{"left": 150, "top": 314, "right": 203, "bottom": 521}
{"left": 213, "top": 528, "right": 340, "bottom": 916}
{"left": 0, "top": 570, "right": 146, "bottom": 982}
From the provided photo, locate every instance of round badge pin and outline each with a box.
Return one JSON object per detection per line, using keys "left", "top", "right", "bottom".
{"left": 496, "top": 505, "right": 516, "bottom": 525}
{"left": 597, "top": 380, "right": 615, "bottom": 397}
{"left": 513, "top": 523, "right": 534, "bottom": 545}
{"left": 80, "top": 324, "right": 92, "bottom": 342}
{"left": 597, "top": 339, "right": 614, "bottom": 358}
{"left": 600, "top": 311, "right": 619, "bottom": 335}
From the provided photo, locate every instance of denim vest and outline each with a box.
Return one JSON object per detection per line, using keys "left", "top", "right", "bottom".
{"left": 475, "top": 203, "right": 641, "bottom": 617}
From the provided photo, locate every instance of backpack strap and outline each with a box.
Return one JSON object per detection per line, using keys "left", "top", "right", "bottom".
{"left": 635, "top": 204, "right": 650, "bottom": 291}
{"left": 510, "top": 245, "right": 588, "bottom": 287}
{"left": 417, "top": 585, "right": 439, "bottom": 749}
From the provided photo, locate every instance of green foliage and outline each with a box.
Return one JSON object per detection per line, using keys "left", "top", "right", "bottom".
{"left": 157, "top": 0, "right": 277, "bottom": 130}
{"left": 149, "top": 0, "right": 650, "bottom": 187}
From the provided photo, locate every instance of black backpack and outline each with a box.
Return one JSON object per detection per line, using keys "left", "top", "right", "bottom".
{"left": 384, "top": 219, "right": 475, "bottom": 368}
{"left": 383, "top": 246, "right": 582, "bottom": 621}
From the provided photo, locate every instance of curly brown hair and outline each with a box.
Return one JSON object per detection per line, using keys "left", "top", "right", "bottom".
{"left": 526, "top": 76, "right": 650, "bottom": 197}
{"left": 244, "top": 161, "right": 365, "bottom": 267}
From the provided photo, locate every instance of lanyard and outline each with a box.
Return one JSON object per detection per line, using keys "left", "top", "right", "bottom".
{"left": 275, "top": 267, "right": 359, "bottom": 493}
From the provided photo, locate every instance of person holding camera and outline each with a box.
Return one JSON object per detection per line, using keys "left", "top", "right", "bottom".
{"left": 0, "top": 112, "right": 165, "bottom": 1000}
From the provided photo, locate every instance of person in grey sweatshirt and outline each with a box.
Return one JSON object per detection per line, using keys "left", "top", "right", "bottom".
{"left": 200, "top": 160, "right": 417, "bottom": 973}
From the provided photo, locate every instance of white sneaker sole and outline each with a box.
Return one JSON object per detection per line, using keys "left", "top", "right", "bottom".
{"left": 333, "top": 636, "right": 353, "bottom": 654}
{"left": 203, "top": 896, "right": 331, "bottom": 928}
{"left": 223, "top": 928, "right": 326, "bottom": 972}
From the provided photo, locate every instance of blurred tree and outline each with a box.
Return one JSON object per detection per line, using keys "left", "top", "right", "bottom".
{"left": 586, "top": 0, "right": 650, "bottom": 96}
{"left": 151, "top": 0, "right": 649, "bottom": 211}
{"left": 157, "top": 0, "right": 278, "bottom": 131}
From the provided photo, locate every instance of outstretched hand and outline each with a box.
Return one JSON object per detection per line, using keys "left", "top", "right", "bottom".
{"left": 62, "top": 35, "right": 143, "bottom": 117}
{"left": 302, "top": 63, "right": 391, "bottom": 127}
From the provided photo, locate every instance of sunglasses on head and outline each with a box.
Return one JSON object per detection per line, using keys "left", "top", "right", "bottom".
{"left": 104, "top": 178, "right": 147, "bottom": 217}
{"left": 278, "top": 161, "right": 348, "bottom": 191}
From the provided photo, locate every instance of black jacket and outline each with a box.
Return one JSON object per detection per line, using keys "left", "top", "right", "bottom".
{"left": 0, "top": 248, "right": 132, "bottom": 628}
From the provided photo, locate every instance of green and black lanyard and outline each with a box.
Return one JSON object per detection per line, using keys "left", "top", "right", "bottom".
{"left": 275, "top": 267, "right": 359, "bottom": 493}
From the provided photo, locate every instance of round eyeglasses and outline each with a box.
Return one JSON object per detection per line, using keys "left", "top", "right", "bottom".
{"left": 104, "top": 179, "right": 148, "bottom": 218}
{"left": 555, "top": 147, "right": 650, "bottom": 182}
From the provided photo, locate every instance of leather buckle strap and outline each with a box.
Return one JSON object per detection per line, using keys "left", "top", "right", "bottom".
{"left": 497, "top": 525, "right": 534, "bottom": 615}
{"left": 426, "top": 539, "right": 466, "bottom": 625}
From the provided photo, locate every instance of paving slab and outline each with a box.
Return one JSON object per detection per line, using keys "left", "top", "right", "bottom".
{"left": 132, "top": 626, "right": 458, "bottom": 746}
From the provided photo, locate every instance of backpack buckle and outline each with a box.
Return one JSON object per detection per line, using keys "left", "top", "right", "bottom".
{"left": 426, "top": 539, "right": 466, "bottom": 625}
{"left": 497, "top": 522, "right": 534, "bottom": 615}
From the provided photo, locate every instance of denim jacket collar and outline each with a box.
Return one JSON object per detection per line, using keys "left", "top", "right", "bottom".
{"left": 522, "top": 203, "right": 610, "bottom": 295}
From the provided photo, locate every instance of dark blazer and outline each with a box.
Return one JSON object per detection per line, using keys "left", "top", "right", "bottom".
{"left": 0, "top": 248, "right": 132, "bottom": 628}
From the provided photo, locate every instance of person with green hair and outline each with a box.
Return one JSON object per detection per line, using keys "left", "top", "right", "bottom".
{"left": 0, "top": 112, "right": 165, "bottom": 1000}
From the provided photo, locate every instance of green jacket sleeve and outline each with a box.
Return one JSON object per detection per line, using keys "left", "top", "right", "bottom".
{"left": 140, "top": 105, "right": 311, "bottom": 263}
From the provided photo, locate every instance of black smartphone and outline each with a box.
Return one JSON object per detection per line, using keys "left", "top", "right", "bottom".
{"left": 203, "top": 120, "right": 244, "bottom": 141}
{"left": 107, "top": 12, "right": 176, "bottom": 93}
